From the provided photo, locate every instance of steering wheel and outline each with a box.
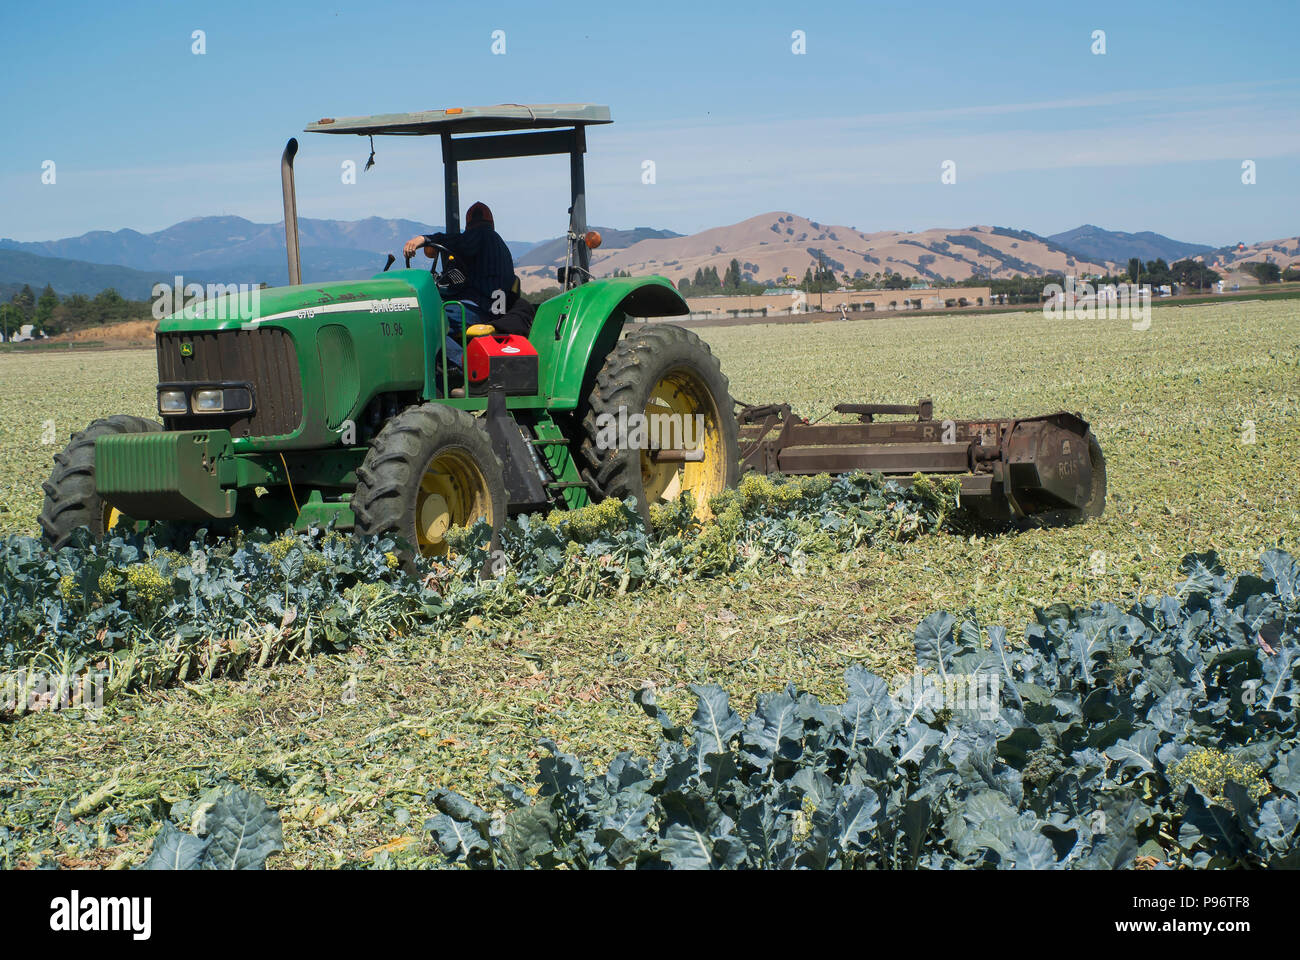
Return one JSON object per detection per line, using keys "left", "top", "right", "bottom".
{"left": 421, "top": 241, "right": 467, "bottom": 287}
{"left": 389, "top": 241, "right": 463, "bottom": 287}
{"left": 419, "top": 240, "right": 451, "bottom": 272}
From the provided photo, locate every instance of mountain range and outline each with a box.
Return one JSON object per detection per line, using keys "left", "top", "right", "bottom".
{"left": 0, "top": 217, "right": 539, "bottom": 293}
{"left": 0, "top": 250, "right": 207, "bottom": 302}
{"left": 1044, "top": 225, "right": 1213, "bottom": 265}
{"left": 1, "top": 216, "right": 1292, "bottom": 300}
{"left": 515, "top": 226, "right": 684, "bottom": 267}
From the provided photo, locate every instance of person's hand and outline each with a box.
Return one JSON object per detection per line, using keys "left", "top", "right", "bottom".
{"left": 403, "top": 236, "right": 427, "bottom": 259}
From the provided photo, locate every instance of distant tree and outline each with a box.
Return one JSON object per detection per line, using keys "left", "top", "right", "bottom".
{"left": 34, "top": 284, "right": 58, "bottom": 329}
{"left": 1246, "top": 261, "right": 1282, "bottom": 284}
{"left": 523, "top": 285, "right": 563, "bottom": 304}
{"left": 1170, "top": 259, "right": 1219, "bottom": 290}
{"left": 1142, "top": 259, "right": 1171, "bottom": 285}
{"left": 1282, "top": 265, "right": 1300, "bottom": 283}
{"left": 52, "top": 293, "right": 91, "bottom": 330}
{"left": 0, "top": 303, "right": 22, "bottom": 341}
{"left": 92, "top": 288, "right": 130, "bottom": 324}
{"left": 1127, "top": 258, "right": 1141, "bottom": 284}
{"left": 10, "top": 284, "right": 36, "bottom": 321}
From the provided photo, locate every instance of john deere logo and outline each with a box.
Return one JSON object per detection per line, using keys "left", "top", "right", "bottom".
{"left": 180, "top": 342, "right": 194, "bottom": 358}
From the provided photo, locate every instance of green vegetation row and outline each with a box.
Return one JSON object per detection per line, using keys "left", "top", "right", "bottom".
{"left": 0, "top": 472, "right": 957, "bottom": 713}
{"left": 114, "top": 547, "right": 1300, "bottom": 869}
{"left": 423, "top": 549, "right": 1300, "bottom": 868}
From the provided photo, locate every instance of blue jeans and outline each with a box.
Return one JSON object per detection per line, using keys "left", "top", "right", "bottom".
{"left": 442, "top": 300, "right": 483, "bottom": 368}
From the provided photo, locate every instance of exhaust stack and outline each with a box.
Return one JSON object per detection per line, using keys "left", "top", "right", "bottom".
{"left": 281, "top": 138, "right": 301, "bottom": 286}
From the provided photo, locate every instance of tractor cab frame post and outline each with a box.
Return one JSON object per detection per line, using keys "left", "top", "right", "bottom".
{"left": 437, "top": 126, "right": 591, "bottom": 284}
{"left": 440, "top": 132, "right": 460, "bottom": 236}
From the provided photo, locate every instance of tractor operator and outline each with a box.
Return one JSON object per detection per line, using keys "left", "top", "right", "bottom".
{"left": 403, "top": 201, "right": 516, "bottom": 375}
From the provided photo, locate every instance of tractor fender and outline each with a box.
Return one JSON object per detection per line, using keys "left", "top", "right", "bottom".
{"left": 529, "top": 276, "right": 688, "bottom": 409}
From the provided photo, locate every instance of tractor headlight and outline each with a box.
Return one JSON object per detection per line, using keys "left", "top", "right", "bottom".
{"left": 221, "top": 387, "right": 252, "bottom": 412}
{"left": 159, "top": 389, "right": 188, "bottom": 414}
{"left": 192, "top": 389, "right": 224, "bottom": 412}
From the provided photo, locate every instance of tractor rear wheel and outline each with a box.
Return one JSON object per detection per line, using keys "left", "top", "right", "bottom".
{"left": 39, "top": 415, "right": 163, "bottom": 548}
{"left": 578, "top": 323, "right": 739, "bottom": 525}
{"left": 352, "top": 403, "right": 505, "bottom": 562}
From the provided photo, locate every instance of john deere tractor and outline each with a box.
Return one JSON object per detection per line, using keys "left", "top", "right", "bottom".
{"left": 40, "top": 104, "right": 741, "bottom": 556}
{"left": 40, "top": 102, "right": 1105, "bottom": 556}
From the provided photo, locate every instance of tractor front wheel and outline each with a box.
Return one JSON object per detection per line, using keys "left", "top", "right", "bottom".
{"left": 578, "top": 323, "right": 739, "bottom": 526}
{"left": 39, "top": 415, "right": 163, "bottom": 548}
{"left": 352, "top": 403, "right": 505, "bottom": 562}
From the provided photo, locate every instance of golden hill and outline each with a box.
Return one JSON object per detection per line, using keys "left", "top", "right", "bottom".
{"left": 518, "top": 212, "right": 1114, "bottom": 292}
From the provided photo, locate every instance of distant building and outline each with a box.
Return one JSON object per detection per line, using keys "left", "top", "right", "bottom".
{"left": 1, "top": 324, "right": 42, "bottom": 343}
{"left": 679, "top": 288, "right": 993, "bottom": 320}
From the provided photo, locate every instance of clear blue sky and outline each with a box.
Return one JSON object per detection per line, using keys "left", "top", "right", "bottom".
{"left": 1, "top": 0, "right": 1297, "bottom": 246}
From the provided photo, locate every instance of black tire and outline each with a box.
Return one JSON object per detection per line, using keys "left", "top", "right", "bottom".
{"left": 39, "top": 415, "right": 163, "bottom": 548}
{"left": 577, "top": 323, "right": 739, "bottom": 525}
{"left": 352, "top": 403, "right": 506, "bottom": 561}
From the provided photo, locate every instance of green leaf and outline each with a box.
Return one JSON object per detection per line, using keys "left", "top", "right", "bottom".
{"left": 689, "top": 684, "right": 743, "bottom": 755}
{"left": 201, "top": 787, "right": 284, "bottom": 870}
{"left": 913, "top": 611, "right": 957, "bottom": 680}
{"left": 659, "top": 821, "right": 718, "bottom": 869}
{"left": 138, "top": 822, "right": 209, "bottom": 870}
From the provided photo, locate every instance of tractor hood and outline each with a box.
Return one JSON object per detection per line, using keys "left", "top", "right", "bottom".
{"left": 158, "top": 277, "right": 423, "bottom": 333}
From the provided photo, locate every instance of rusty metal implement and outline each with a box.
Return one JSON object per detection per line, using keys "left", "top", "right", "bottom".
{"left": 738, "top": 399, "right": 1106, "bottom": 524}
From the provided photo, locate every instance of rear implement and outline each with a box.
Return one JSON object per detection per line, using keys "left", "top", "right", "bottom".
{"left": 738, "top": 399, "right": 1105, "bottom": 524}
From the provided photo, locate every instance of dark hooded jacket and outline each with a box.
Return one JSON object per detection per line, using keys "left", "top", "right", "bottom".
{"left": 422, "top": 203, "right": 515, "bottom": 307}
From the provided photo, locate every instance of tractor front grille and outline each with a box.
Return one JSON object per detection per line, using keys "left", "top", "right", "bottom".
{"left": 156, "top": 328, "right": 304, "bottom": 438}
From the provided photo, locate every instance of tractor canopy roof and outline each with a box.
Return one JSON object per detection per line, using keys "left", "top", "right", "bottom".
{"left": 304, "top": 103, "right": 611, "bottom": 136}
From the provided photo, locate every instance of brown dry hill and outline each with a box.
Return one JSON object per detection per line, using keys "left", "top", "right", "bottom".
{"left": 1197, "top": 236, "right": 1300, "bottom": 273}
{"left": 518, "top": 212, "right": 1115, "bottom": 292}
{"left": 52, "top": 319, "right": 158, "bottom": 346}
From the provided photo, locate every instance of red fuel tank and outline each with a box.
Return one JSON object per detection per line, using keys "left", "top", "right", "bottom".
{"left": 467, "top": 334, "right": 539, "bottom": 396}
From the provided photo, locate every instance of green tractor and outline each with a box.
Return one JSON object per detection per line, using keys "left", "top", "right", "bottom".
{"left": 40, "top": 102, "right": 1107, "bottom": 556}
{"left": 40, "top": 104, "right": 740, "bottom": 556}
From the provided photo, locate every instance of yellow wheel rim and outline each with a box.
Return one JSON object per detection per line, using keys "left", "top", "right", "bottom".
{"left": 416, "top": 448, "right": 494, "bottom": 556}
{"left": 640, "top": 367, "right": 727, "bottom": 518}
{"left": 103, "top": 503, "right": 124, "bottom": 534}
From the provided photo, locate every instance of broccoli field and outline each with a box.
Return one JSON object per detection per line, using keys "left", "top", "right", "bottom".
{"left": 1, "top": 299, "right": 1298, "bottom": 868}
